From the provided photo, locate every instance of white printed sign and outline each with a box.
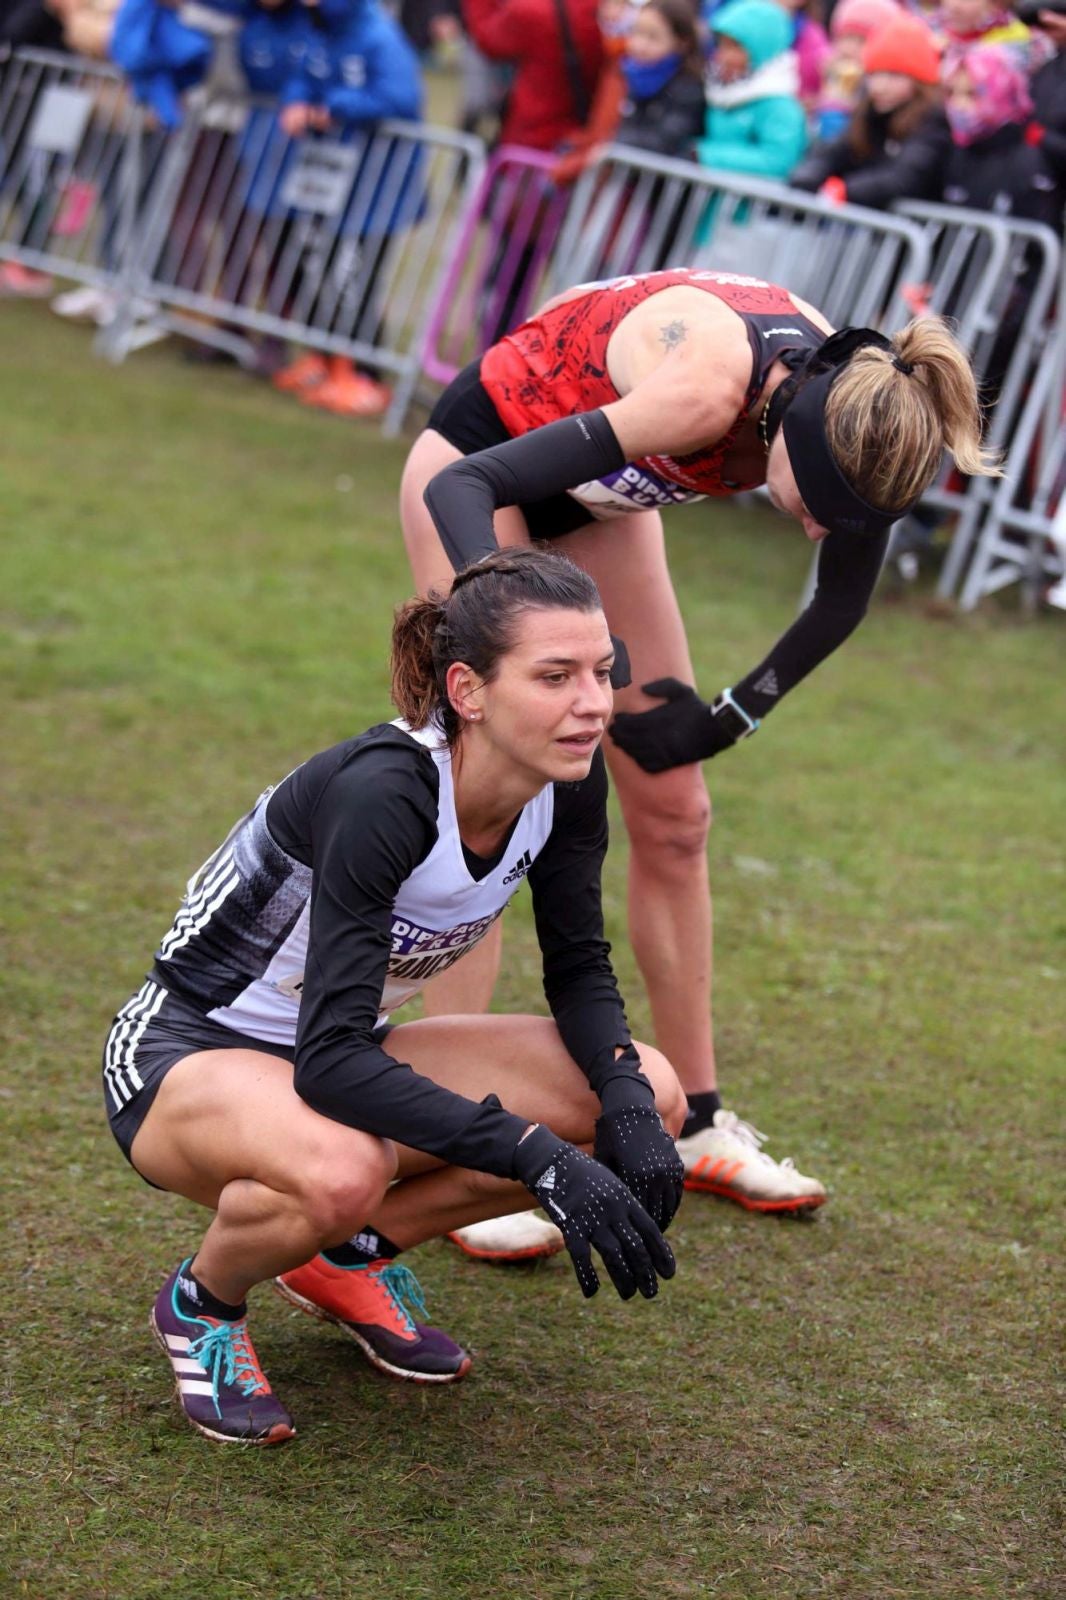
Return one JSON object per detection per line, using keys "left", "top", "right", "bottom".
{"left": 29, "top": 87, "right": 94, "bottom": 156}
{"left": 279, "top": 142, "right": 360, "bottom": 217}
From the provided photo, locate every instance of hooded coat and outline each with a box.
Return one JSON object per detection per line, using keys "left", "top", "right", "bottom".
{"left": 109, "top": 0, "right": 213, "bottom": 126}
{"left": 238, "top": 0, "right": 424, "bottom": 233}
{"left": 698, "top": 0, "right": 808, "bottom": 178}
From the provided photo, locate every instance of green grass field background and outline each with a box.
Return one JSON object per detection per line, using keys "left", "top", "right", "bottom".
{"left": 2, "top": 304, "right": 1063, "bottom": 1599}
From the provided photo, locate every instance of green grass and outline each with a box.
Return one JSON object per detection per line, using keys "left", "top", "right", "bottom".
{"left": 2, "top": 302, "right": 1064, "bottom": 1600}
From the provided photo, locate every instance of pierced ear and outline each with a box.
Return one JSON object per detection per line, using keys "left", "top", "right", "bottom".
{"left": 445, "top": 660, "right": 484, "bottom": 723}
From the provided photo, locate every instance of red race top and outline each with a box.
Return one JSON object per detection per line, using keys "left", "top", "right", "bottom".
{"left": 480, "top": 269, "right": 826, "bottom": 514}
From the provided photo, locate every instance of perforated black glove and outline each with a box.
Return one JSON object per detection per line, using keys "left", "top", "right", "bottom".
{"left": 609, "top": 678, "right": 733, "bottom": 772}
{"left": 512, "top": 1126, "right": 676, "bottom": 1301}
{"left": 594, "top": 1076, "right": 685, "bottom": 1233}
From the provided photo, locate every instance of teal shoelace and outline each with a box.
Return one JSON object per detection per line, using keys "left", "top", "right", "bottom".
{"left": 188, "top": 1319, "right": 268, "bottom": 1402}
{"left": 375, "top": 1263, "right": 428, "bottom": 1333}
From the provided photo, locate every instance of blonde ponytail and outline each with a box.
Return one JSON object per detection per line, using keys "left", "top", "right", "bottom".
{"left": 826, "top": 316, "right": 1002, "bottom": 513}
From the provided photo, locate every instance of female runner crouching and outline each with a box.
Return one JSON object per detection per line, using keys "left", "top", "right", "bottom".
{"left": 102, "top": 549, "right": 686, "bottom": 1447}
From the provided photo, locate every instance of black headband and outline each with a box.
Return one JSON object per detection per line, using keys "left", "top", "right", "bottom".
{"left": 767, "top": 327, "right": 918, "bottom": 538}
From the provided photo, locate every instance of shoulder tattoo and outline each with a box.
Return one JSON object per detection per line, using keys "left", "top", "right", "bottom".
{"left": 658, "top": 319, "right": 688, "bottom": 351}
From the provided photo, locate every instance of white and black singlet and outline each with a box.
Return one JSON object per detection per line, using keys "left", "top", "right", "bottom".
{"left": 107, "top": 722, "right": 632, "bottom": 1177}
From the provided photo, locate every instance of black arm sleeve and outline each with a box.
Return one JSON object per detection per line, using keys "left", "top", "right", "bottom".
{"left": 527, "top": 750, "right": 646, "bottom": 1101}
{"left": 731, "top": 527, "right": 889, "bottom": 720}
{"left": 423, "top": 410, "right": 626, "bottom": 570}
{"left": 283, "top": 746, "right": 530, "bottom": 1177}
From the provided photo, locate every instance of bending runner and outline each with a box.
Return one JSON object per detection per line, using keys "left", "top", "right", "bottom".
{"left": 102, "top": 550, "right": 685, "bottom": 1446}
{"left": 400, "top": 268, "right": 995, "bottom": 1251}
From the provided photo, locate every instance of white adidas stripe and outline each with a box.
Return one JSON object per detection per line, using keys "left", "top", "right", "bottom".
{"left": 157, "top": 850, "right": 236, "bottom": 959}
{"left": 104, "top": 979, "right": 165, "bottom": 1108}
{"left": 104, "top": 978, "right": 154, "bottom": 1110}
{"left": 169, "top": 1357, "right": 205, "bottom": 1375}
{"left": 157, "top": 867, "right": 240, "bottom": 960}
{"left": 119, "top": 982, "right": 166, "bottom": 1085}
{"left": 164, "top": 1333, "right": 192, "bottom": 1352}
{"left": 178, "top": 1379, "right": 216, "bottom": 1396}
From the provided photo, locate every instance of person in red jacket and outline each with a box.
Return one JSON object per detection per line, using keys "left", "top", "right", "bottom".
{"left": 462, "top": 0, "right": 605, "bottom": 150}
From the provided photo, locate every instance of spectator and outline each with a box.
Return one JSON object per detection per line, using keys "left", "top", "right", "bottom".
{"left": 791, "top": 12, "right": 949, "bottom": 208}
{"left": 0, "top": 0, "right": 71, "bottom": 295}
{"left": 698, "top": 0, "right": 808, "bottom": 178}
{"left": 109, "top": 0, "right": 213, "bottom": 128}
{"left": 940, "top": 40, "right": 1059, "bottom": 228}
{"left": 774, "top": 0, "right": 830, "bottom": 106}
{"left": 551, "top": 0, "right": 634, "bottom": 181}
{"left": 398, "top": 0, "right": 460, "bottom": 58}
{"left": 933, "top": 0, "right": 1034, "bottom": 71}
{"left": 0, "top": 0, "right": 66, "bottom": 50}
{"left": 462, "top": 0, "right": 604, "bottom": 152}
{"left": 814, "top": 0, "right": 898, "bottom": 140}
{"left": 267, "top": 0, "right": 423, "bottom": 417}
{"left": 1027, "top": 4, "right": 1066, "bottom": 213}
{"left": 614, "top": 0, "right": 705, "bottom": 158}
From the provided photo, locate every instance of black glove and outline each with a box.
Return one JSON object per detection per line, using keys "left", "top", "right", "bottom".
{"left": 594, "top": 1076, "right": 685, "bottom": 1233}
{"left": 608, "top": 678, "right": 733, "bottom": 773}
{"left": 512, "top": 1125, "right": 676, "bottom": 1301}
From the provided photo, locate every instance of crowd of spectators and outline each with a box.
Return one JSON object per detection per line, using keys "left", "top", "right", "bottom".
{"left": 2, "top": 0, "right": 1064, "bottom": 414}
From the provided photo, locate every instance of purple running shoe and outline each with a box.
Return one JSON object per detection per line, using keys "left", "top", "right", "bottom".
{"left": 151, "top": 1260, "right": 295, "bottom": 1445}
{"left": 274, "top": 1256, "right": 471, "bottom": 1383}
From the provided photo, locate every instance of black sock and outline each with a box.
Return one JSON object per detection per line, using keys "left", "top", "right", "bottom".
{"left": 321, "top": 1227, "right": 403, "bottom": 1268}
{"left": 683, "top": 1090, "right": 723, "bottom": 1137}
{"left": 177, "top": 1263, "right": 246, "bottom": 1322}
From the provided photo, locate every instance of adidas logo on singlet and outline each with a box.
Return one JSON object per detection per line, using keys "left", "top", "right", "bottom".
{"left": 503, "top": 849, "right": 533, "bottom": 885}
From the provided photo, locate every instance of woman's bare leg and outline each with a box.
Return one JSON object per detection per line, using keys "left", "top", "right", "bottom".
{"left": 365, "top": 1014, "right": 686, "bottom": 1248}
{"left": 130, "top": 1050, "right": 396, "bottom": 1304}
{"left": 555, "top": 513, "right": 718, "bottom": 1098}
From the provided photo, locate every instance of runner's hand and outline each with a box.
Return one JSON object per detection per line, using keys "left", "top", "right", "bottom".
{"left": 609, "top": 678, "right": 731, "bottom": 772}
{"left": 594, "top": 1082, "right": 685, "bottom": 1233}
{"left": 513, "top": 1127, "right": 676, "bottom": 1300}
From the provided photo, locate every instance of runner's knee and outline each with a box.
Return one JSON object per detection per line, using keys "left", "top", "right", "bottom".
{"left": 297, "top": 1133, "right": 396, "bottom": 1242}
{"left": 626, "top": 775, "right": 712, "bottom": 862}
{"left": 634, "top": 1042, "right": 688, "bottom": 1137}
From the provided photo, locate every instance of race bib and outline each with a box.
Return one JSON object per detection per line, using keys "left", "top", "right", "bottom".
{"left": 568, "top": 465, "right": 705, "bottom": 519}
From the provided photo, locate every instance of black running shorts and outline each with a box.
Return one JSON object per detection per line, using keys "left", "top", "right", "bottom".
{"left": 102, "top": 981, "right": 394, "bottom": 1183}
{"left": 102, "top": 980, "right": 298, "bottom": 1175}
{"left": 426, "top": 360, "right": 592, "bottom": 542}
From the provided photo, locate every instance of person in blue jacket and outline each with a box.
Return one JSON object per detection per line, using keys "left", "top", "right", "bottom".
{"left": 698, "top": 0, "right": 808, "bottom": 179}
{"left": 266, "top": 0, "right": 424, "bottom": 414}
{"left": 109, "top": 0, "right": 214, "bottom": 127}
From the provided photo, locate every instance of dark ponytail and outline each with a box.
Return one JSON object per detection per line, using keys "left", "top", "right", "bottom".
{"left": 390, "top": 547, "right": 603, "bottom": 744}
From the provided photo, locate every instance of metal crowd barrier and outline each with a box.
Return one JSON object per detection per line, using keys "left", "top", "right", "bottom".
{"left": 893, "top": 202, "right": 1063, "bottom": 602}
{"left": 544, "top": 145, "right": 931, "bottom": 332}
{"left": 0, "top": 46, "right": 156, "bottom": 299}
{"left": 419, "top": 145, "right": 567, "bottom": 388}
{"left": 955, "top": 237, "right": 1066, "bottom": 612}
{"left": 105, "top": 94, "right": 484, "bottom": 435}
{"left": 4, "top": 48, "right": 1061, "bottom": 592}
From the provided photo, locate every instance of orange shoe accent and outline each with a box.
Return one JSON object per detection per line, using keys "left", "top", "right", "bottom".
{"left": 0, "top": 262, "right": 54, "bottom": 296}
{"left": 272, "top": 351, "right": 329, "bottom": 393}
{"left": 682, "top": 1172, "right": 826, "bottom": 1212}
{"left": 274, "top": 1257, "right": 472, "bottom": 1384}
{"left": 278, "top": 1256, "right": 415, "bottom": 1342}
{"left": 299, "top": 370, "right": 391, "bottom": 418}
{"left": 446, "top": 1232, "right": 563, "bottom": 1263}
